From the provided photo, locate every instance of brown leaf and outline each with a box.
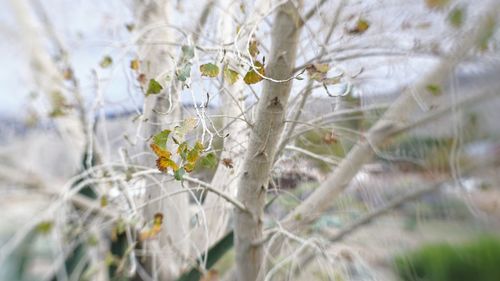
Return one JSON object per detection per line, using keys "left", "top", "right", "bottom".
{"left": 323, "top": 133, "right": 337, "bottom": 144}
{"left": 222, "top": 158, "right": 234, "bottom": 169}
{"left": 201, "top": 270, "right": 219, "bottom": 281}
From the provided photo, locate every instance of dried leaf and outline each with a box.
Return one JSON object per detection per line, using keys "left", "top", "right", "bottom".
{"left": 156, "top": 157, "right": 179, "bottom": 173}
{"left": 306, "top": 63, "right": 330, "bottom": 81}
{"left": 150, "top": 143, "right": 172, "bottom": 159}
{"left": 243, "top": 61, "right": 265, "bottom": 84}
{"left": 222, "top": 158, "right": 234, "bottom": 168}
{"left": 200, "top": 63, "right": 220, "bottom": 77}
{"left": 137, "top": 73, "right": 147, "bottom": 85}
{"left": 323, "top": 133, "right": 337, "bottom": 144}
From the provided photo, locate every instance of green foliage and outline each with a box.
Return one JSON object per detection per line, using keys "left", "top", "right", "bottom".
{"left": 448, "top": 7, "right": 464, "bottom": 28}
{"left": 146, "top": 79, "right": 163, "bottom": 96}
{"left": 199, "top": 63, "right": 220, "bottom": 77}
{"left": 200, "top": 152, "right": 217, "bottom": 169}
{"left": 100, "top": 55, "right": 113, "bottom": 68}
{"left": 174, "top": 167, "right": 185, "bottom": 180}
{"left": 152, "top": 130, "right": 171, "bottom": 149}
{"left": 393, "top": 236, "right": 500, "bottom": 281}
{"left": 426, "top": 84, "right": 442, "bottom": 96}
{"left": 177, "top": 63, "right": 192, "bottom": 81}
{"left": 223, "top": 66, "right": 239, "bottom": 85}
{"left": 243, "top": 61, "right": 265, "bottom": 84}
{"left": 35, "top": 221, "right": 54, "bottom": 235}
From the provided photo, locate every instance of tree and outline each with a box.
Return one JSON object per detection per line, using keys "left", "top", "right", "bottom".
{"left": 1, "top": 0, "right": 500, "bottom": 280}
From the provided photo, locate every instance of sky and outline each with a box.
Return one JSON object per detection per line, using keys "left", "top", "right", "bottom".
{"left": 0, "top": 0, "right": 498, "bottom": 120}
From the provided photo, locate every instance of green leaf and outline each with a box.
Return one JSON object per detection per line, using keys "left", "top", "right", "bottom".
{"left": 201, "top": 152, "right": 217, "bottom": 168}
{"left": 153, "top": 130, "right": 171, "bottom": 149}
{"left": 177, "top": 141, "right": 189, "bottom": 159}
{"left": 36, "top": 221, "right": 54, "bottom": 235}
{"left": 200, "top": 63, "right": 220, "bottom": 77}
{"left": 426, "top": 84, "right": 442, "bottom": 96}
{"left": 448, "top": 7, "right": 464, "bottom": 28}
{"left": 174, "top": 167, "right": 185, "bottom": 181}
{"left": 177, "top": 63, "right": 192, "bottom": 82}
{"left": 186, "top": 148, "right": 200, "bottom": 163}
{"left": 99, "top": 56, "right": 113, "bottom": 68}
{"left": 181, "top": 45, "right": 195, "bottom": 61}
{"left": 146, "top": 79, "right": 163, "bottom": 96}
{"left": 224, "top": 66, "right": 239, "bottom": 85}
{"left": 243, "top": 61, "right": 265, "bottom": 85}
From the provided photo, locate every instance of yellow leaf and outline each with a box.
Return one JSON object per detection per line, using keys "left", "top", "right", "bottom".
{"left": 243, "top": 61, "right": 265, "bottom": 85}
{"left": 150, "top": 143, "right": 172, "bottom": 159}
{"left": 194, "top": 141, "right": 204, "bottom": 151}
{"left": 348, "top": 19, "right": 370, "bottom": 34}
{"left": 187, "top": 148, "right": 200, "bottom": 163}
{"left": 130, "top": 59, "right": 140, "bottom": 71}
{"left": 248, "top": 40, "right": 260, "bottom": 58}
{"left": 183, "top": 162, "right": 195, "bottom": 173}
{"left": 156, "top": 157, "right": 179, "bottom": 172}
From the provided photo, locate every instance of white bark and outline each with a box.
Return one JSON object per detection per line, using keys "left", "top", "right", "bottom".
{"left": 134, "top": 0, "right": 189, "bottom": 278}
{"left": 202, "top": 0, "right": 248, "bottom": 244}
{"left": 234, "top": 1, "right": 303, "bottom": 280}
{"left": 268, "top": 3, "right": 500, "bottom": 256}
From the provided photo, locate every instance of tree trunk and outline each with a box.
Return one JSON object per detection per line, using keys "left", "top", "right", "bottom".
{"left": 202, "top": 0, "right": 248, "bottom": 245}
{"left": 234, "top": 2, "right": 303, "bottom": 280}
{"left": 134, "top": 0, "right": 190, "bottom": 278}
